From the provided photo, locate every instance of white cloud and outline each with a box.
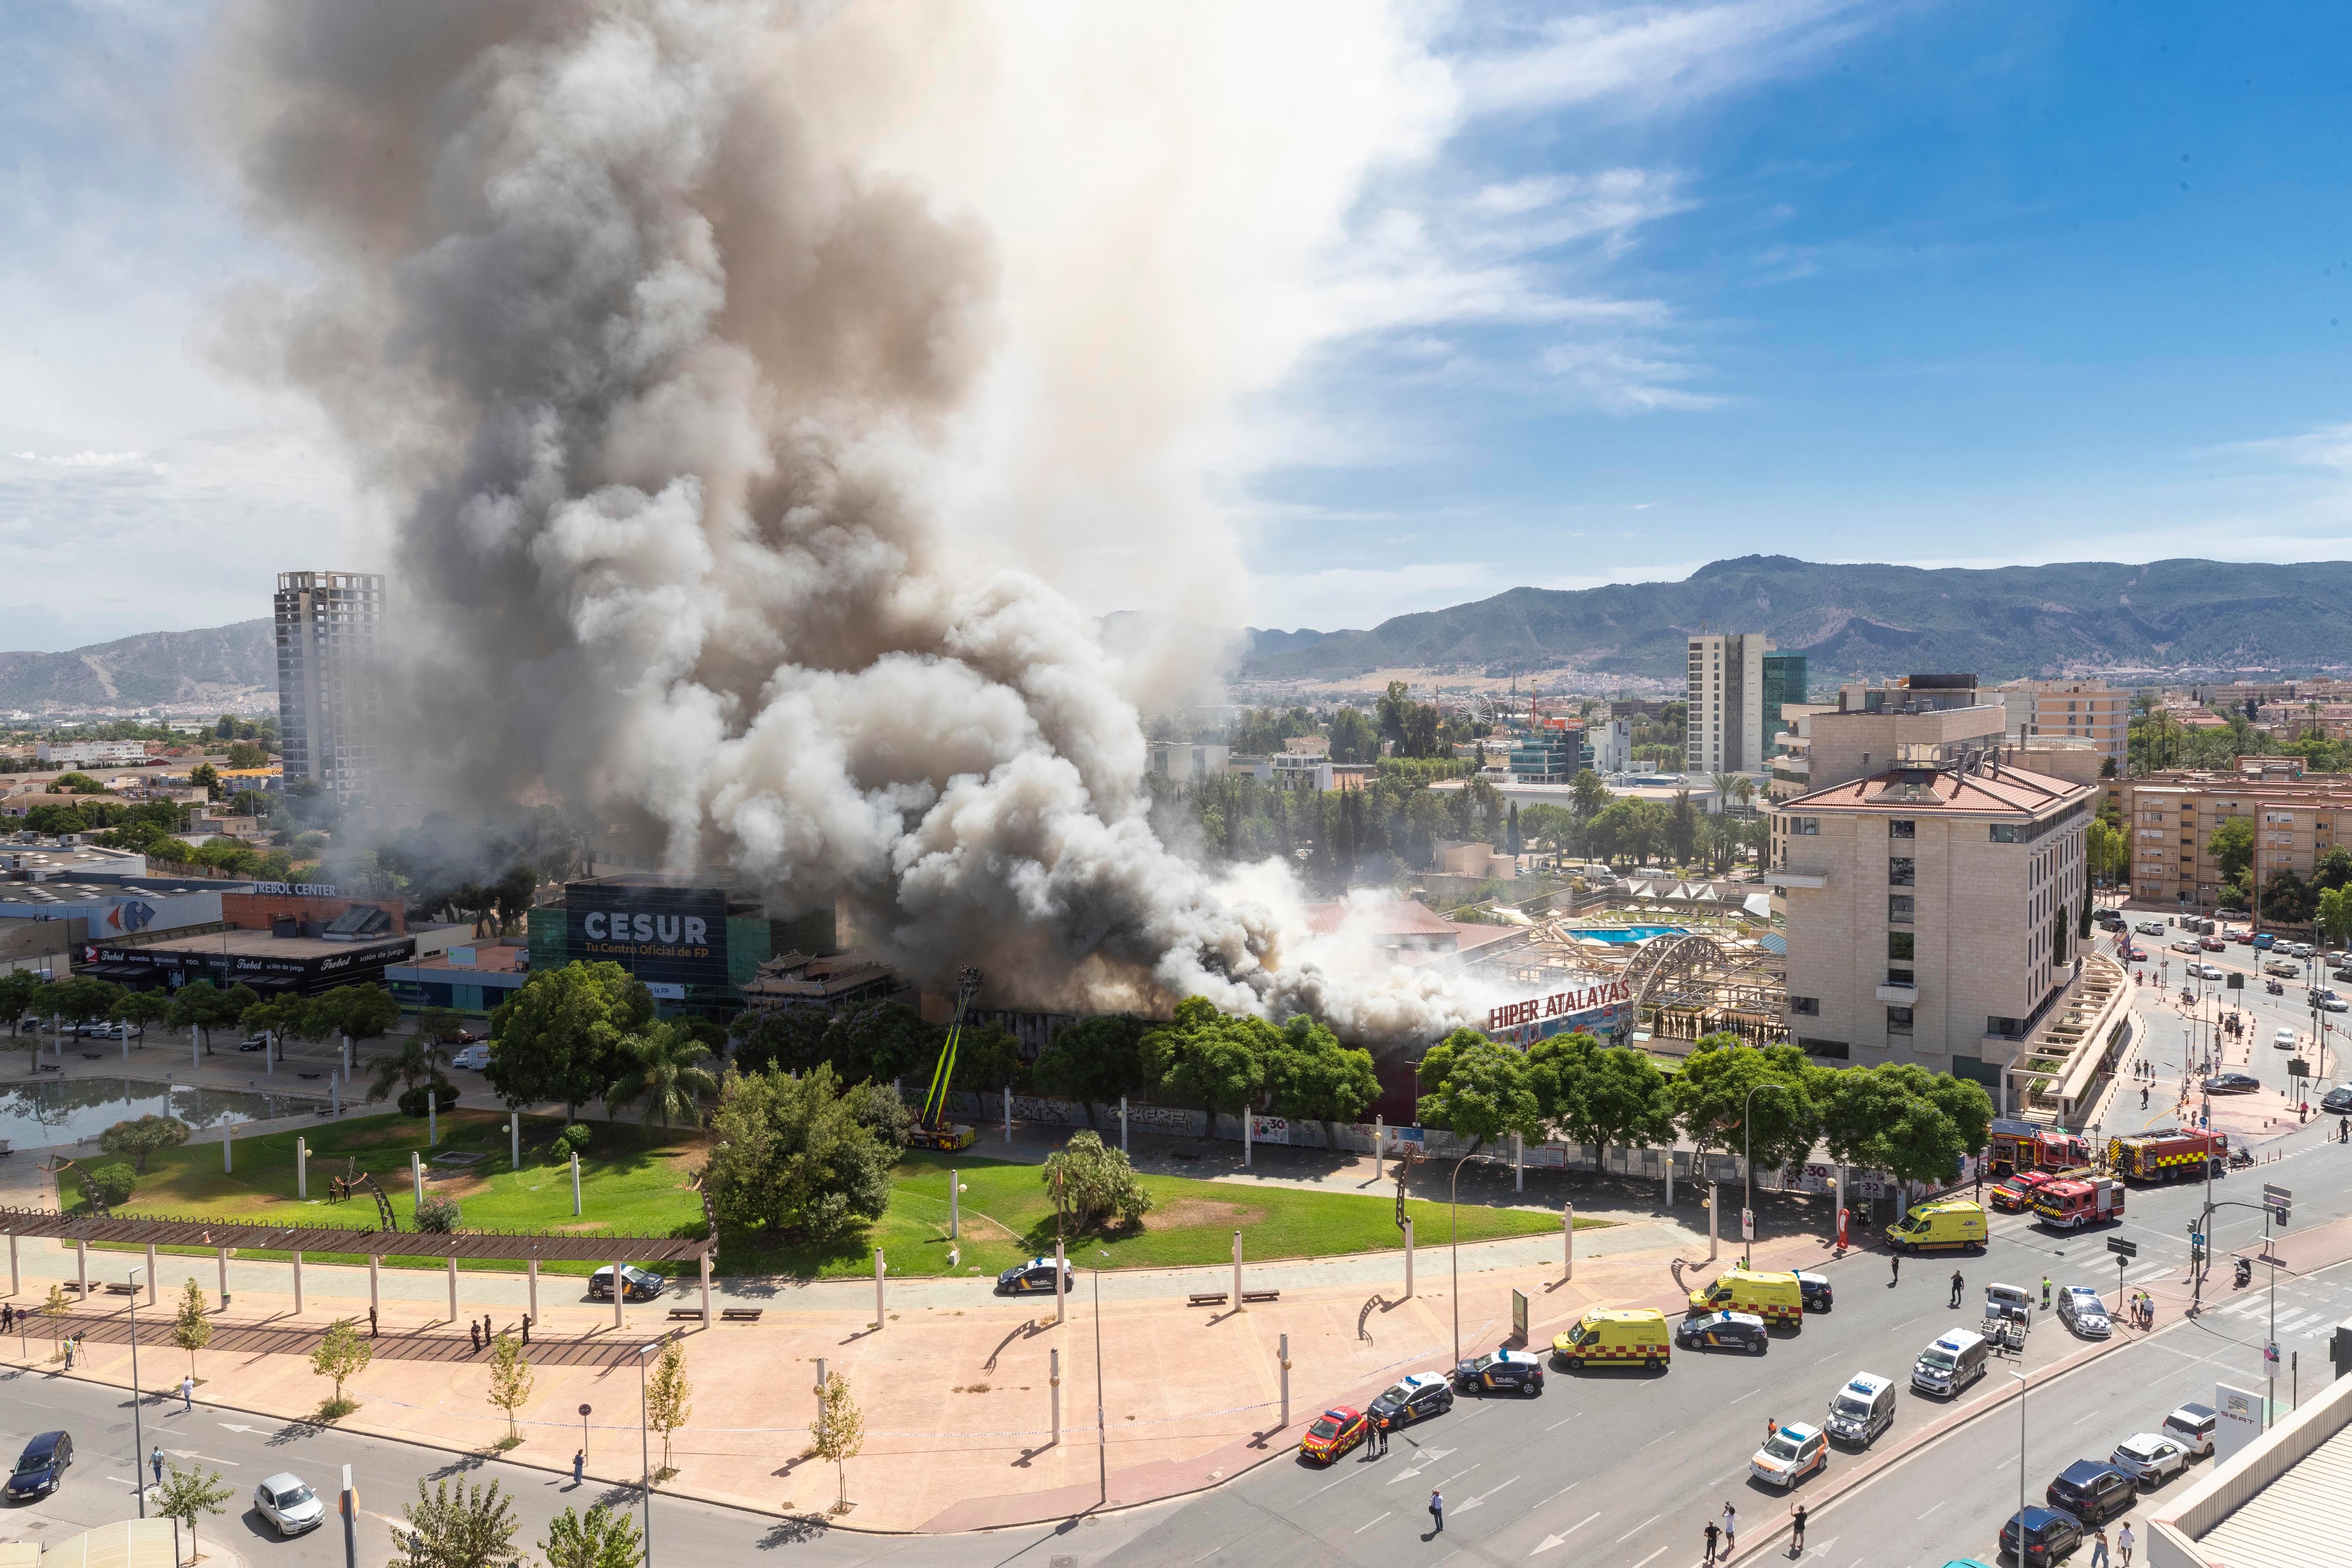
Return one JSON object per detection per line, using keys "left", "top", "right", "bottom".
{"left": 1458, "top": 0, "right": 1889, "bottom": 118}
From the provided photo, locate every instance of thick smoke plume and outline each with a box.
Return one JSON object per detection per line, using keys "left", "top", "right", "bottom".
{"left": 204, "top": 0, "right": 1487, "bottom": 1041}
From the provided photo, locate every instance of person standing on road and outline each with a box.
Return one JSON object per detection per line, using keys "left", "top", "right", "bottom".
{"left": 2116, "top": 1520, "right": 2134, "bottom": 1565}
{"left": 2089, "top": 1525, "right": 2110, "bottom": 1567}
{"left": 1789, "top": 1501, "right": 1807, "bottom": 1555}
{"left": 149, "top": 1447, "right": 163, "bottom": 1487}
{"left": 1721, "top": 1502, "right": 1738, "bottom": 1555}
{"left": 1950, "top": 1269, "right": 1965, "bottom": 1308}
{"left": 1428, "top": 1488, "right": 1444, "bottom": 1534}
{"left": 1373, "top": 1417, "right": 1388, "bottom": 1457}
{"left": 572, "top": 1450, "right": 584, "bottom": 1488}
{"left": 1703, "top": 1520, "right": 1721, "bottom": 1565}
{"left": 2041, "top": 1275, "right": 2053, "bottom": 1310}
{"left": 179, "top": 1375, "right": 194, "bottom": 1412}
{"left": 1890, "top": 1252, "right": 1900, "bottom": 1285}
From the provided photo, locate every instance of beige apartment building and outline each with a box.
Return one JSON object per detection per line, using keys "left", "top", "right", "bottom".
{"left": 2120, "top": 765, "right": 2352, "bottom": 912}
{"left": 2001, "top": 679, "right": 2127, "bottom": 775}
{"left": 1770, "top": 758, "right": 2092, "bottom": 1082}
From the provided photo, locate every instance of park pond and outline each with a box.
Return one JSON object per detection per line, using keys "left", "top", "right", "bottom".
{"left": 0, "top": 1077, "right": 326, "bottom": 1148}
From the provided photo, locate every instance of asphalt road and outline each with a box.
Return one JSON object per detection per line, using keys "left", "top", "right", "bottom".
{"left": 8, "top": 991, "right": 2352, "bottom": 1568}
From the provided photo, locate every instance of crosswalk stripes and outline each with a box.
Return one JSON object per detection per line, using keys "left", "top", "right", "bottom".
{"left": 2125, "top": 1260, "right": 2175, "bottom": 1282}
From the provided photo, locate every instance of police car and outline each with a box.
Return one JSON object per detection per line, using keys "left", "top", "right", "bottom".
{"left": 1367, "top": 1372, "right": 1454, "bottom": 1431}
{"left": 994, "top": 1256, "right": 1077, "bottom": 1296}
{"left": 1676, "top": 1310, "right": 1769, "bottom": 1354}
{"left": 1454, "top": 1345, "right": 1544, "bottom": 1396}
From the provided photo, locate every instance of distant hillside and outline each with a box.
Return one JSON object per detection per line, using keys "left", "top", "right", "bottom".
{"left": 0, "top": 619, "right": 273, "bottom": 710}
{"left": 1240, "top": 557, "right": 2352, "bottom": 684}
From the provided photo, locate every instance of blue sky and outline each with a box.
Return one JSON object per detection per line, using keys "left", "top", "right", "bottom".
{"left": 1242, "top": 1, "right": 2352, "bottom": 629}
{"left": 5, "top": 2, "right": 2351, "bottom": 649}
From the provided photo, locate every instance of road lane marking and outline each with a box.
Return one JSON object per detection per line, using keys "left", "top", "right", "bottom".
{"left": 1919, "top": 1500, "right": 1945, "bottom": 1520}
{"left": 1626, "top": 1545, "right": 1669, "bottom": 1568}
{"left": 1535, "top": 1480, "right": 1579, "bottom": 1505}
{"left": 1615, "top": 1512, "right": 1661, "bottom": 1541}
{"left": 1529, "top": 1512, "right": 1601, "bottom": 1555}
{"left": 1543, "top": 1412, "right": 1582, "bottom": 1431}
{"left": 1455, "top": 1475, "right": 1518, "bottom": 1512}
{"left": 2072, "top": 1408, "right": 2104, "bottom": 1425}
{"left": 1353, "top": 1511, "right": 1391, "bottom": 1534}
{"left": 1730, "top": 1387, "right": 1763, "bottom": 1404}
{"left": 1192, "top": 1546, "right": 1224, "bottom": 1563}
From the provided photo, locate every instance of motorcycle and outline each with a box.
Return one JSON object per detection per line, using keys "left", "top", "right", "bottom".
{"left": 2228, "top": 1147, "right": 2256, "bottom": 1170}
{"left": 2234, "top": 1256, "right": 2253, "bottom": 1289}
{"left": 2267, "top": 979, "right": 2285, "bottom": 995}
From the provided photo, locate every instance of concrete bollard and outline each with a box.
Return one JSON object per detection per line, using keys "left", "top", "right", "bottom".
{"left": 412, "top": 1151, "right": 423, "bottom": 1206}
{"left": 814, "top": 1357, "right": 827, "bottom": 1443}
{"left": 949, "top": 1169, "right": 959, "bottom": 1240}
{"left": 297, "top": 1138, "right": 308, "bottom": 1200}
{"left": 1050, "top": 1347, "right": 1061, "bottom": 1445}
{"left": 510, "top": 1113, "right": 520, "bottom": 1171}
{"left": 1055, "top": 1240, "right": 1066, "bottom": 1326}
{"left": 1564, "top": 1204, "right": 1575, "bottom": 1282}
{"left": 223, "top": 1122, "right": 233, "bottom": 1174}
{"left": 1232, "top": 1229, "right": 1243, "bottom": 1307}
{"left": 1279, "top": 1333, "right": 1291, "bottom": 1430}
{"left": 1405, "top": 1217, "right": 1415, "bottom": 1299}
{"left": 874, "top": 1248, "right": 886, "bottom": 1330}
{"left": 293, "top": 1250, "right": 304, "bottom": 1315}
{"left": 572, "top": 1153, "right": 582, "bottom": 1217}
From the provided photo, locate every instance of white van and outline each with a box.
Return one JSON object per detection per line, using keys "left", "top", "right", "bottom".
{"left": 1911, "top": 1329, "right": 1988, "bottom": 1396}
{"left": 1825, "top": 1372, "right": 1898, "bottom": 1447}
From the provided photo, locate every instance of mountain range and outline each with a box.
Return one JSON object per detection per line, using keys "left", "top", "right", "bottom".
{"left": 1239, "top": 556, "right": 2352, "bottom": 684}
{"left": 0, "top": 620, "right": 274, "bottom": 711}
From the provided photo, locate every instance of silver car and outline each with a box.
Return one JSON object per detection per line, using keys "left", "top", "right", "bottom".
{"left": 254, "top": 1472, "right": 326, "bottom": 1536}
{"left": 2057, "top": 1285, "right": 2111, "bottom": 1339}
{"left": 2110, "top": 1433, "right": 2189, "bottom": 1485}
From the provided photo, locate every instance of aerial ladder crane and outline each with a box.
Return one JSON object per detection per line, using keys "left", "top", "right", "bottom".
{"left": 911, "top": 967, "right": 984, "bottom": 1151}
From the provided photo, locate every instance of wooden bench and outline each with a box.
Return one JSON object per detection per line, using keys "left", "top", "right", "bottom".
{"left": 1187, "top": 1292, "right": 1229, "bottom": 1307}
{"left": 666, "top": 1307, "right": 704, "bottom": 1320}
{"left": 1241, "top": 1289, "right": 1281, "bottom": 1304}
{"left": 719, "top": 1307, "right": 763, "bottom": 1322}
{"left": 103, "top": 1283, "right": 139, "bottom": 1296}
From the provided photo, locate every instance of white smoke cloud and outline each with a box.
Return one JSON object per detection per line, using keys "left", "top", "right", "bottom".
{"left": 199, "top": 0, "right": 1488, "bottom": 1042}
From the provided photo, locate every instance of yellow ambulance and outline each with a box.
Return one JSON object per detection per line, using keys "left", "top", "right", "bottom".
{"left": 1685, "top": 1268, "right": 1804, "bottom": 1326}
{"left": 1552, "top": 1307, "right": 1672, "bottom": 1370}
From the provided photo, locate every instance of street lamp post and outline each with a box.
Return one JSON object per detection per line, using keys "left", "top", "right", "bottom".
{"left": 128, "top": 1264, "right": 146, "bottom": 1517}
{"left": 2010, "top": 1368, "right": 2027, "bottom": 1547}
{"left": 1093, "top": 1250, "right": 1109, "bottom": 1510}
{"left": 636, "top": 1342, "right": 658, "bottom": 1567}
{"left": 1449, "top": 1147, "right": 1481, "bottom": 1367}
{"left": 1740, "top": 1083, "right": 1784, "bottom": 1271}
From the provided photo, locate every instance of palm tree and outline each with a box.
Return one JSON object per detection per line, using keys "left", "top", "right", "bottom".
{"left": 604, "top": 1022, "right": 719, "bottom": 1129}
{"left": 367, "top": 1035, "right": 452, "bottom": 1104}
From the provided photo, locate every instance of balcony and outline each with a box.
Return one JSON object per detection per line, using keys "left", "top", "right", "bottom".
{"left": 1875, "top": 981, "right": 1920, "bottom": 1004}
{"left": 1769, "top": 868, "right": 1829, "bottom": 889}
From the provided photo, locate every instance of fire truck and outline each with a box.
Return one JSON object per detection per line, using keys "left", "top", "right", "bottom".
{"left": 1987, "top": 1118, "right": 2092, "bottom": 1176}
{"left": 1989, "top": 1164, "right": 2094, "bottom": 1214}
{"left": 2034, "top": 1175, "right": 2127, "bottom": 1231}
{"left": 2105, "top": 1129, "right": 2227, "bottom": 1184}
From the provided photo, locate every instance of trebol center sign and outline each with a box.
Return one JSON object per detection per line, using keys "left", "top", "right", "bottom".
{"left": 1483, "top": 977, "right": 1634, "bottom": 1044}
{"left": 571, "top": 884, "right": 728, "bottom": 999}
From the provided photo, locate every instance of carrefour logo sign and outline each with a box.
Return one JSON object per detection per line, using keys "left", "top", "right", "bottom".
{"left": 105, "top": 900, "right": 158, "bottom": 933}
{"left": 584, "top": 912, "right": 709, "bottom": 945}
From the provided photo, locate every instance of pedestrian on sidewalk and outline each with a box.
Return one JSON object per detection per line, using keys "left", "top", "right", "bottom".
{"left": 179, "top": 1375, "right": 193, "bottom": 1412}
{"left": 2116, "top": 1521, "right": 2134, "bottom": 1565}
{"left": 1428, "top": 1488, "right": 1444, "bottom": 1534}
{"left": 2, "top": 1303, "right": 12, "bottom": 1333}
{"left": 571, "top": 1451, "right": 584, "bottom": 1488}
{"left": 521, "top": 1314, "right": 532, "bottom": 1347}
{"left": 368, "top": 1306, "right": 378, "bottom": 1338}
{"left": 63, "top": 1337, "right": 75, "bottom": 1372}
{"left": 1722, "top": 1502, "right": 1737, "bottom": 1556}
{"left": 1950, "top": 1270, "right": 1965, "bottom": 1308}
{"left": 2089, "top": 1525, "right": 2110, "bottom": 1567}
{"left": 1789, "top": 1501, "right": 1807, "bottom": 1555}
{"left": 469, "top": 1319, "right": 482, "bottom": 1353}
{"left": 1704, "top": 1520, "right": 1721, "bottom": 1565}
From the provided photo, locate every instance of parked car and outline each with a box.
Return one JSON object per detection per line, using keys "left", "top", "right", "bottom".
{"left": 1297, "top": 1406, "right": 1370, "bottom": 1464}
{"left": 2046, "top": 1459, "right": 2137, "bottom": 1526}
{"left": 1793, "top": 1269, "right": 1834, "bottom": 1314}
{"left": 586, "top": 1264, "right": 666, "bottom": 1302}
{"left": 2321, "top": 1086, "right": 2352, "bottom": 1115}
{"left": 237, "top": 1035, "right": 270, "bottom": 1052}
{"left": 2198, "top": 936, "right": 2225, "bottom": 951}
{"left": 2317, "top": 994, "right": 2348, "bottom": 1014}
{"left": 4, "top": 1432, "right": 72, "bottom": 1501}
{"left": 1823, "top": 1372, "right": 1898, "bottom": 1447}
{"left": 2056, "top": 1286, "right": 2111, "bottom": 1339}
{"left": 254, "top": 1472, "right": 326, "bottom": 1536}
{"left": 2000, "top": 1507, "right": 2083, "bottom": 1565}
{"left": 1748, "top": 1422, "right": 1828, "bottom": 1488}
{"left": 1367, "top": 1373, "right": 1454, "bottom": 1433}
{"left": 2187, "top": 963, "right": 2225, "bottom": 981}
{"left": 994, "top": 1256, "right": 1076, "bottom": 1297}
{"left": 2266, "top": 958, "right": 2303, "bottom": 977}
{"left": 2162, "top": 1403, "right": 2217, "bottom": 1457}
{"left": 1677, "top": 1310, "right": 1770, "bottom": 1354}
{"left": 2135, "top": 921, "right": 2166, "bottom": 935}
{"left": 1454, "top": 1345, "right": 1544, "bottom": 1396}
{"left": 2107, "top": 1434, "right": 2190, "bottom": 1486}
{"left": 2203, "top": 1072, "right": 2262, "bottom": 1094}
{"left": 2169, "top": 939, "right": 2200, "bottom": 955}
{"left": 450, "top": 1044, "right": 492, "bottom": 1070}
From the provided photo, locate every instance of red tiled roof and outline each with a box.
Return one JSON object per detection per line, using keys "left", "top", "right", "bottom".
{"left": 1303, "top": 899, "right": 1455, "bottom": 937}
{"left": 1782, "top": 763, "right": 2088, "bottom": 815}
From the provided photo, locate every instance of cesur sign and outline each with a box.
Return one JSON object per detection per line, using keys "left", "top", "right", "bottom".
{"left": 1486, "top": 978, "right": 1631, "bottom": 1033}
{"left": 583, "top": 911, "right": 710, "bottom": 945}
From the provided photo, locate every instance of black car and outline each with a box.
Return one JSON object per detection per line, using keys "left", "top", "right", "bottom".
{"left": 2322, "top": 1086, "right": 2352, "bottom": 1115}
{"left": 6, "top": 1432, "right": 72, "bottom": 1501}
{"left": 1367, "top": 1372, "right": 1454, "bottom": 1431}
{"left": 2047, "top": 1459, "right": 2136, "bottom": 1526}
{"left": 2203, "top": 1072, "right": 2262, "bottom": 1095}
{"left": 2000, "top": 1506, "right": 2082, "bottom": 1564}
{"left": 1677, "top": 1310, "right": 1769, "bottom": 1354}
{"left": 1454, "top": 1346, "right": 1544, "bottom": 1396}
{"left": 994, "top": 1256, "right": 1077, "bottom": 1296}
{"left": 587, "top": 1265, "right": 665, "bottom": 1302}
{"left": 1794, "top": 1269, "right": 1833, "bottom": 1313}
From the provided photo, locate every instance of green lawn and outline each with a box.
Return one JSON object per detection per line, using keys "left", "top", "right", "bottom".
{"left": 68, "top": 1112, "right": 1602, "bottom": 1281}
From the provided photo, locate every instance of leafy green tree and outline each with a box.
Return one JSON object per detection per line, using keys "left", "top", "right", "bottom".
{"left": 703, "top": 1064, "right": 903, "bottom": 1241}
{"left": 1026, "top": 1015, "right": 1150, "bottom": 1127}
{"left": 21, "top": 804, "right": 92, "bottom": 835}
{"left": 52, "top": 772, "right": 108, "bottom": 794}
{"left": 99, "top": 1114, "right": 190, "bottom": 1173}
{"left": 1533, "top": 1032, "right": 1674, "bottom": 1170}
{"left": 485, "top": 961, "right": 652, "bottom": 1118}
{"left": 1327, "top": 707, "right": 1380, "bottom": 764}
{"left": 49, "top": 974, "right": 123, "bottom": 1032}
{"left": 399, "top": 1476, "right": 521, "bottom": 1568}
{"left": 1260, "top": 1014, "right": 1379, "bottom": 1149}
{"left": 2208, "top": 816, "right": 2254, "bottom": 883}
{"left": 1665, "top": 1035, "right": 1820, "bottom": 1174}
{"left": 2319, "top": 886, "right": 2352, "bottom": 948}
{"left": 728, "top": 1006, "right": 831, "bottom": 1076}
{"left": 311, "top": 983, "right": 400, "bottom": 1066}
{"left": 309, "top": 1317, "right": 372, "bottom": 1414}
{"left": 811, "top": 1370, "right": 865, "bottom": 1513}
{"left": 2262, "top": 868, "right": 2316, "bottom": 926}
{"left": 86, "top": 1163, "right": 136, "bottom": 1207}
{"left": 1140, "top": 997, "right": 1272, "bottom": 1129}
{"left": 1569, "top": 769, "right": 1611, "bottom": 825}
{"left": 172, "top": 1277, "right": 211, "bottom": 1373}
{"left": 1041, "top": 1129, "right": 1152, "bottom": 1234}
{"left": 367, "top": 1034, "right": 451, "bottom": 1105}
{"left": 946, "top": 1020, "right": 1026, "bottom": 1094}
{"left": 486, "top": 1330, "right": 533, "bottom": 1440}
{"left": 540, "top": 1504, "right": 642, "bottom": 1568}
{"left": 1, "top": 971, "right": 50, "bottom": 1067}
{"left": 2316, "top": 846, "right": 2352, "bottom": 894}
{"left": 414, "top": 1006, "right": 470, "bottom": 1044}
{"left": 828, "top": 1001, "right": 945, "bottom": 1085}
{"left": 108, "top": 987, "right": 172, "bottom": 1043}
{"left": 152, "top": 1461, "right": 234, "bottom": 1560}
{"left": 1414, "top": 1027, "right": 1542, "bottom": 1149}
{"left": 603, "top": 1019, "right": 719, "bottom": 1128}
{"left": 645, "top": 1339, "right": 691, "bottom": 1474}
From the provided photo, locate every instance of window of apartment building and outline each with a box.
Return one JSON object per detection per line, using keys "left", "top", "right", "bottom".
{"left": 1797, "top": 1037, "right": 1850, "bottom": 1060}
{"left": 1886, "top": 1006, "right": 1914, "bottom": 1035}
{"left": 1789, "top": 996, "right": 1820, "bottom": 1016}
{"left": 1888, "top": 931, "right": 1915, "bottom": 961}
{"left": 1888, "top": 819, "right": 1915, "bottom": 839}
{"left": 1888, "top": 894, "right": 1915, "bottom": 924}
{"left": 1889, "top": 857, "right": 1915, "bottom": 886}
{"left": 1787, "top": 816, "right": 1819, "bottom": 836}
{"left": 1989, "top": 823, "right": 2023, "bottom": 843}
